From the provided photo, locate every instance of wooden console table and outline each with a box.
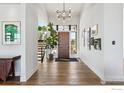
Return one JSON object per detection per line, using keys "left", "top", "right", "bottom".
{"left": 0, "top": 55, "right": 21, "bottom": 81}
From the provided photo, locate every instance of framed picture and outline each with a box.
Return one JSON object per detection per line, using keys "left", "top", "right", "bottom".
{"left": 82, "top": 28, "right": 85, "bottom": 46}
{"left": 89, "top": 37, "right": 94, "bottom": 45}
{"left": 89, "top": 28, "right": 91, "bottom": 50}
{"left": 2, "top": 21, "right": 21, "bottom": 45}
{"left": 94, "top": 38, "right": 101, "bottom": 50}
{"left": 85, "top": 28, "right": 90, "bottom": 49}
{"left": 91, "top": 24, "right": 98, "bottom": 36}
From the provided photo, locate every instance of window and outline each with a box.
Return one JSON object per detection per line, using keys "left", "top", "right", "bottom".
{"left": 71, "top": 25, "right": 77, "bottom": 31}
{"left": 70, "top": 32, "right": 77, "bottom": 54}
{"left": 53, "top": 25, "right": 77, "bottom": 31}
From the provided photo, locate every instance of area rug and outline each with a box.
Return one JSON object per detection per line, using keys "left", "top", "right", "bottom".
{"left": 55, "top": 58, "right": 78, "bottom": 62}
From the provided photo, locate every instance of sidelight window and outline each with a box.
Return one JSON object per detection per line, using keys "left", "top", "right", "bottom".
{"left": 70, "top": 32, "right": 77, "bottom": 54}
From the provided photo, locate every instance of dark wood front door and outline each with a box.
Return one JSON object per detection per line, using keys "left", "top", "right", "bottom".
{"left": 58, "top": 32, "right": 69, "bottom": 59}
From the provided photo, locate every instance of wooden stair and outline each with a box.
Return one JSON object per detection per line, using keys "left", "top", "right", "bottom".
{"left": 37, "top": 40, "right": 46, "bottom": 63}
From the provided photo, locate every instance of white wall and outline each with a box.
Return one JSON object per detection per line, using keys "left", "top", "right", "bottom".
{"left": 104, "top": 4, "right": 123, "bottom": 81}
{"left": 25, "top": 4, "right": 38, "bottom": 81}
{"left": 37, "top": 4, "right": 49, "bottom": 24}
{"left": 21, "top": 3, "right": 48, "bottom": 81}
{"left": 123, "top": 4, "right": 124, "bottom": 58}
{"left": 0, "top": 4, "right": 26, "bottom": 78}
{"left": 79, "top": 4, "right": 104, "bottom": 80}
{"left": 79, "top": 3, "right": 124, "bottom": 81}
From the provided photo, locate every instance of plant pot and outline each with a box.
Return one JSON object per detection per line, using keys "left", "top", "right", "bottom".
{"left": 49, "top": 54, "right": 54, "bottom": 60}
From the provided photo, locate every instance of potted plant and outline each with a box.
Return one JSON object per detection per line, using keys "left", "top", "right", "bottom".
{"left": 38, "top": 22, "right": 58, "bottom": 60}
{"left": 46, "top": 23, "right": 58, "bottom": 60}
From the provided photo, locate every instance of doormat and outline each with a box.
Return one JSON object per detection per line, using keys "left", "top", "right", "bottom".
{"left": 55, "top": 58, "right": 78, "bottom": 62}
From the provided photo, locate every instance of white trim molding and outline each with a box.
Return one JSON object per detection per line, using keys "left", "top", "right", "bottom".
{"left": 105, "top": 76, "right": 124, "bottom": 82}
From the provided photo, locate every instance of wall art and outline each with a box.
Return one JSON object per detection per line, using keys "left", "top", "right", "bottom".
{"left": 2, "top": 21, "right": 21, "bottom": 45}
{"left": 82, "top": 28, "right": 85, "bottom": 46}
{"left": 85, "top": 28, "right": 91, "bottom": 50}
{"left": 94, "top": 38, "right": 101, "bottom": 50}
{"left": 91, "top": 24, "right": 98, "bottom": 36}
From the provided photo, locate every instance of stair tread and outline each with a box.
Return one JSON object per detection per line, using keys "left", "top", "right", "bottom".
{"left": 37, "top": 41, "right": 46, "bottom": 63}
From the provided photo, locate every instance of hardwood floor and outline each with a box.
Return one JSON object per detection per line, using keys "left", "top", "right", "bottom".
{"left": 24, "top": 59, "right": 101, "bottom": 85}
{"left": 0, "top": 59, "right": 101, "bottom": 85}
{"left": 0, "top": 76, "right": 20, "bottom": 85}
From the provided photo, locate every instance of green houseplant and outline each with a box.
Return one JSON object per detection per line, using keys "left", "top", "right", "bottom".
{"left": 38, "top": 22, "right": 58, "bottom": 60}
{"left": 46, "top": 23, "right": 58, "bottom": 60}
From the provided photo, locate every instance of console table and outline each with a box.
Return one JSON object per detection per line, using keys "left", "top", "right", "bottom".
{"left": 0, "top": 55, "right": 21, "bottom": 82}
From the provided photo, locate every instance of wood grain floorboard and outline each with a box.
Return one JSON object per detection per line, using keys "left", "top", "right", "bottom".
{"left": 25, "top": 60, "right": 101, "bottom": 85}
{"left": 0, "top": 59, "right": 101, "bottom": 85}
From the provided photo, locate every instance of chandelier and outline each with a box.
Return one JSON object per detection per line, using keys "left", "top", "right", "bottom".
{"left": 56, "top": 3, "right": 72, "bottom": 21}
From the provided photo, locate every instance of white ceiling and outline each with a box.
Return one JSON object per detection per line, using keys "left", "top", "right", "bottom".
{"left": 44, "top": 3, "right": 83, "bottom": 17}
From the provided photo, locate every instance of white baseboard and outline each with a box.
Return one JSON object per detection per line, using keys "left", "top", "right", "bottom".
{"left": 26, "top": 67, "right": 38, "bottom": 81}
{"left": 20, "top": 67, "right": 38, "bottom": 82}
{"left": 20, "top": 76, "right": 27, "bottom": 82}
{"left": 105, "top": 76, "right": 124, "bottom": 82}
